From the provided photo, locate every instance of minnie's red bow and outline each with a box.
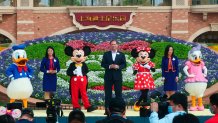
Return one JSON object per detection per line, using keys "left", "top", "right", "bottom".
{"left": 136, "top": 47, "right": 151, "bottom": 53}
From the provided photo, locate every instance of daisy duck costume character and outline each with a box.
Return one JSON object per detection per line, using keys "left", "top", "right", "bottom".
{"left": 65, "top": 46, "right": 97, "bottom": 112}
{"left": 6, "top": 44, "right": 33, "bottom": 108}
{"left": 183, "top": 44, "right": 208, "bottom": 111}
{"left": 131, "top": 47, "right": 156, "bottom": 111}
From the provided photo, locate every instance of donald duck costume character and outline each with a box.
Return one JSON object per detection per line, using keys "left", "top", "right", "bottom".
{"left": 183, "top": 44, "right": 208, "bottom": 111}
{"left": 6, "top": 44, "right": 33, "bottom": 108}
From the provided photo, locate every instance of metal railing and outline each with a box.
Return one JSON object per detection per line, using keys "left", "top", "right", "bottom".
{"left": 34, "top": 0, "right": 172, "bottom": 7}
{"left": 192, "top": 0, "right": 218, "bottom": 5}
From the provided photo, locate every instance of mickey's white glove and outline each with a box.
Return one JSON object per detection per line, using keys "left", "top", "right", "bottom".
{"left": 73, "top": 69, "right": 78, "bottom": 75}
{"left": 144, "top": 64, "right": 151, "bottom": 69}
{"left": 73, "top": 67, "right": 83, "bottom": 76}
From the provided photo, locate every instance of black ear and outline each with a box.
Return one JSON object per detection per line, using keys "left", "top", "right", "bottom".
{"left": 83, "top": 46, "right": 91, "bottom": 56}
{"left": 149, "top": 49, "right": 156, "bottom": 58}
{"left": 64, "top": 46, "right": 73, "bottom": 56}
{"left": 131, "top": 48, "right": 138, "bottom": 58}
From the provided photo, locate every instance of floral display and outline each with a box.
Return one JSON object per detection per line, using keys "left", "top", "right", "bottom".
{"left": 66, "top": 40, "right": 96, "bottom": 51}
{"left": 0, "top": 31, "right": 217, "bottom": 105}
{"left": 119, "top": 40, "right": 150, "bottom": 51}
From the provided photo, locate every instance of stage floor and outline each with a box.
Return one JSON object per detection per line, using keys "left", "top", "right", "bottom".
{"left": 34, "top": 109, "right": 213, "bottom": 117}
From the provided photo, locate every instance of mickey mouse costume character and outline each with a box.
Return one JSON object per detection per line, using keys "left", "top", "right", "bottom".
{"left": 131, "top": 47, "right": 156, "bottom": 111}
{"left": 65, "top": 46, "right": 97, "bottom": 112}
{"left": 183, "top": 44, "right": 208, "bottom": 111}
{"left": 6, "top": 44, "right": 33, "bottom": 108}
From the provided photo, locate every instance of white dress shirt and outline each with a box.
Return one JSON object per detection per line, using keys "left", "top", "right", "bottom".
{"left": 112, "top": 51, "right": 117, "bottom": 61}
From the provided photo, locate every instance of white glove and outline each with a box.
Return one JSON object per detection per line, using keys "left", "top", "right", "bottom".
{"left": 144, "top": 64, "right": 151, "bottom": 69}
{"left": 162, "top": 77, "right": 165, "bottom": 81}
{"left": 73, "top": 69, "right": 78, "bottom": 75}
{"left": 10, "top": 77, "right": 14, "bottom": 81}
{"left": 29, "top": 75, "right": 33, "bottom": 78}
{"left": 203, "top": 66, "right": 207, "bottom": 77}
{"left": 73, "top": 67, "right": 83, "bottom": 76}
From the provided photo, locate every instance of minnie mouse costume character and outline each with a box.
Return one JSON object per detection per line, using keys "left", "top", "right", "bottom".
{"left": 131, "top": 47, "right": 156, "bottom": 111}
{"left": 65, "top": 46, "right": 97, "bottom": 112}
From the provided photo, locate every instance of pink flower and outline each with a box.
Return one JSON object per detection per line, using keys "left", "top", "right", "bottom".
{"left": 66, "top": 40, "right": 96, "bottom": 51}
{"left": 119, "top": 40, "right": 150, "bottom": 51}
{"left": 95, "top": 41, "right": 111, "bottom": 51}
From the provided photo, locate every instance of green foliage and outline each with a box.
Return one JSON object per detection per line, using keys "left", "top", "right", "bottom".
{"left": 0, "top": 101, "right": 7, "bottom": 106}
{"left": 0, "top": 43, "right": 11, "bottom": 47}
{"left": 90, "top": 51, "right": 104, "bottom": 55}
{"left": 87, "top": 62, "right": 103, "bottom": 71}
{"left": 24, "top": 42, "right": 191, "bottom": 70}
{"left": 153, "top": 73, "right": 162, "bottom": 80}
{"left": 57, "top": 74, "right": 70, "bottom": 82}
{"left": 123, "top": 82, "right": 134, "bottom": 89}
{"left": 25, "top": 43, "right": 70, "bottom": 68}
{"left": 151, "top": 42, "right": 191, "bottom": 68}
{"left": 207, "top": 79, "right": 218, "bottom": 88}
{"left": 98, "top": 72, "right": 104, "bottom": 78}
{"left": 88, "top": 82, "right": 103, "bottom": 88}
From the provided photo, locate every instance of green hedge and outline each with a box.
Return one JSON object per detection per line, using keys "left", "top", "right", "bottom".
{"left": 57, "top": 74, "right": 70, "bottom": 82}
{"left": 151, "top": 42, "right": 191, "bottom": 68}
{"left": 88, "top": 82, "right": 103, "bottom": 88}
{"left": 87, "top": 62, "right": 103, "bottom": 71}
{"left": 25, "top": 42, "right": 191, "bottom": 69}
{"left": 25, "top": 43, "right": 69, "bottom": 68}
{"left": 123, "top": 82, "right": 134, "bottom": 88}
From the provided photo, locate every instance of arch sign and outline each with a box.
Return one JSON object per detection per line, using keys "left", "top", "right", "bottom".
{"left": 70, "top": 12, "right": 135, "bottom": 30}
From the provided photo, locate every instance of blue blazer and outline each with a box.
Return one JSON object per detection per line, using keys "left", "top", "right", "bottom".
{"left": 101, "top": 51, "right": 126, "bottom": 81}
{"left": 161, "top": 56, "right": 179, "bottom": 77}
{"left": 40, "top": 57, "right": 60, "bottom": 74}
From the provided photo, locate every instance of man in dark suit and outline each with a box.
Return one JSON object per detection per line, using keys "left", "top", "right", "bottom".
{"left": 101, "top": 40, "right": 126, "bottom": 115}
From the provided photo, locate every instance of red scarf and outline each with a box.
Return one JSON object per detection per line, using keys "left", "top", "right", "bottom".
{"left": 17, "top": 66, "right": 27, "bottom": 73}
{"left": 49, "top": 59, "right": 54, "bottom": 70}
{"left": 168, "top": 57, "right": 173, "bottom": 70}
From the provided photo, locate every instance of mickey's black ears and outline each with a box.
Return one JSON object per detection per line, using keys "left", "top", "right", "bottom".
{"left": 83, "top": 46, "right": 91, "bottom": 56}
{"left": 131, "top": 48, "right": 138, "bottom": 58}
{"left": 149, "top": 49, "right": 156, "bottom": 59}
{"left": 64, "top": 46, "right": 73, "bottom": 56}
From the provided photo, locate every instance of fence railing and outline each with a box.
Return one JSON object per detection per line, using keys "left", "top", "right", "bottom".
{"left": 34, "top": 0, "right": 172, "bottom": 7}
{"left": 2, "top": 0, "right": 218, "bottom": 7}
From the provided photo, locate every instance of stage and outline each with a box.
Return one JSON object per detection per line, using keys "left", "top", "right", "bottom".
{"left": 33, "top": 109, "right": 213, "bottom": 123}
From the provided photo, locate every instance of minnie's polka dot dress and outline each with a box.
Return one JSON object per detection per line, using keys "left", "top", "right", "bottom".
{"left": 133, "top": 62, "right": 155, "bottom": 90}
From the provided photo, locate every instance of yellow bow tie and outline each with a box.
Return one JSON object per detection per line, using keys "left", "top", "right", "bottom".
{"left": 75, "top": 63, "right": 82, "bottom": 67}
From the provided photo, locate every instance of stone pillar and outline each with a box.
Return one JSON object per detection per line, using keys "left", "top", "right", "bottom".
{"left": 16, "top": 0, "right": 34, "bottom": 44}
{"left": 171, "top": 0, "right": 189, "bottom": 41}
